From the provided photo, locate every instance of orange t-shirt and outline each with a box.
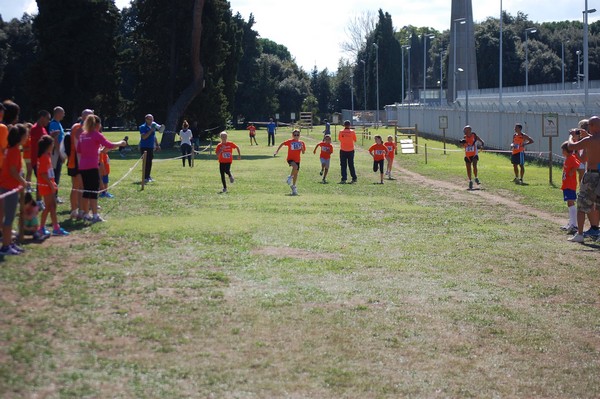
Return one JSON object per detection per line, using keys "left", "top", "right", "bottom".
{"left": 464, "top": 134, "right": 479, "bottom": 157}
{"left": 37, "top": 153, "right": 56, "bottom": 196}
{"left": 248, "top": 126, "right": 256, "bottom": 136}
{"left": 216, "top": 141, "right": 239, "bottom": 164}
{"left": 384, "top": 141, "right": 396, "bottom": 158}
{"left": 22, "top": 134, "right": 31, "bottom": 160}
{"left": 282, "top": 139, "right": 305, "bottom": 163}
{"left": 68, "top": 123, "right": 83, "bottom": 169}
{"left": 0, "top": 146, "right": 23, "bottom": 190}
{"left": 369, "top": 143, "right": 388, "bottom": 161}
{"left": 0, "top": 123, "right": 8, "bottom": 171}
{"left": 561, "top": 154, "right": 581, "bottom": 191}
{"left": 512, "top": 134, "right": 526, "bottom": 154}
{"left": 316, "top": 142, "right": 333, "bottom": 159}
{"left": 338, "top": 128, "right": 356, "bottom": 151}
{"left": 100, "top": 152, "right": 110, "bottom": 175}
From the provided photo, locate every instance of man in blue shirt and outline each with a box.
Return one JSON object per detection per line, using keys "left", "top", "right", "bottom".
{"left": 48, "top": 106, "right": 65, "bottom": 202}
{"left": 267, "top": 118, "right": 277, "bottom": 146}
{"left": 139, "top": 114, "right": 162, "bottom": 183}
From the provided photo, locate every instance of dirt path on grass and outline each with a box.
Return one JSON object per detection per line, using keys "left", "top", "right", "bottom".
{"left": 391, "top": 162, "right": 564, "bottom": 225}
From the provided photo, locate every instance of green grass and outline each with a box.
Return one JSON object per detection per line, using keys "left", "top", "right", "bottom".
{"left": 0, "top": 127, "right": 598, "bottom": 398}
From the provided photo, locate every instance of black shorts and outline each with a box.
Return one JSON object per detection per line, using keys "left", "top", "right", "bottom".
{"left": 80, "top": 168, "right": 100, "bottom": 199}
{"left": 219, "top": 162, "right": 231, "bottom": 174}
{"left": 511, "top": 152, "right": 525, "bottom": 165}
{"left": 287, "top": 160, "right": 300, "bottom": 170}
{"left": 464, "top": 155, "right": 479, "bottom": 163}
{"left": 68, "top": 167, "right": 80, "bottom": 177}
{"left": 373, "top": 159, "right": 384, "bottom": 172}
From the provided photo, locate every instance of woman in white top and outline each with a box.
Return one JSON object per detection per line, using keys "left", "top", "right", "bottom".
{"left": 178, "top": 120, "right": 193, "bottom": 167}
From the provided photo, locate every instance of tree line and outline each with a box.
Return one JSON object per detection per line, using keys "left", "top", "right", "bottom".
{"left": 1, "top": 2, "right": 599, "bottom": 137}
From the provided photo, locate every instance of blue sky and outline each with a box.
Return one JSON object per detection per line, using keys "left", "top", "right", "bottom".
{"left": 2, "top": 0, "right": 597, "bottom": 71}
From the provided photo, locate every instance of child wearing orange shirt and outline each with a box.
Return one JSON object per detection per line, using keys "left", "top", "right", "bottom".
{"left": 98, "top": 147, "right": 114, "bottom": 198}
{"left": 248, "top": 123, "right": 258, "bottom": 146}
{"left": 560, "top": 141, "right": 581, "bottom": 233}
{"left": 384, "top": 135, "right": 397, "bottom": 179}
{"left": 215, "top": 131, "right": 241, "bottom": 193}
{"left": 37, "top": 135, "right": 69, "bottom": 236}
{"left": 313, "top": 135, "right": 333, "bottom": 184}
{"left": 0, "top": 124, "right": 29, "bottom": 255}
{"left": 369, "top": 135, "right": 389, "bottom": 184}
{"left": 274, "top": 129, "right": 305, "bottom": 196}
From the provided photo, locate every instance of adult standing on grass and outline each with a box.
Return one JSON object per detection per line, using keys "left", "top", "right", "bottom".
{"left": 460, "top": 125, "right": 485, "bottom": 190}
{"left": 68, "top": 109, "right": 93, "bottom": 219}
{"left": 48, "top": 106, "right": 66, "bottom": 203}
{"left": 339, "top": 120, "right": 357, "bottom": 184}
{"left": 567, "top": 115, "right": 600, "bottom": 243}
{"left": 178, "top": 120, "right": 193, "bottom": 167}
{"left": 30, "top": 110, "right": 51, "bottom": 177}
{"left": 139, "top": 114, "right": 162, "bottom": 183}
{"left": 78, "top": 114, "right": 126, "bottom": 223}
{"left": 510, "top": 123, "right": 534, "bottom": 185}
{"left": 267, "top": 118, "right": 276, "bottom": 147}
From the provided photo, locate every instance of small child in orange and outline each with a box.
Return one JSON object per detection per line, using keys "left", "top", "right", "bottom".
{"left": 215, "top": 131, "right": 241, "bottom": 193}
{"left": 369, "top": 135, "right": 389, "bottom": 184}
{"left": 384, "top": 135, "right": 397, "bottom": 179}
{"left": 560, "top": 141, "right": 581, "bottom": 233}
{"left": 37, "top": 135, "right": 69, "bottom": 236}
{"left": 23, "top": 192, "right": 47, "bottom": 240}
{"left": 248, "top": 123, "right": 258, "bottom": 146}
{"left": 274, "top": 129, "right": 305, "bottom": 195}
{"left": 313, "top": 135, "right": 333, "bottom": 183}
{"left": 99, "top": 147, "right": 114, "bottom": 198}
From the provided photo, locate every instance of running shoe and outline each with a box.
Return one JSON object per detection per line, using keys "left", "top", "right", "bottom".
{"left": 519, "top": 178, "right": 524, "bottom": 185}
{"left": 222, "top": 188, "right": 227, "bottom": 193}
{"left": 512, "top": 177, "right": 520, "bottom": 183}
{"left": 39, "top": 227, "right": 51, "bottom": 236}
{"left": 469, "top": 180, "right": 473, "bottom": 190}
{"left": 320, "top": 170, "right": 323, "bottom": 176}
{"left": 291, "top": 185, "right": 298, "bottom": 196}
{"left": 229, "top": 174, "right": 235, "bottom": 184}
{"left": 104, "top": 192, "right": 114, "bottom": 199}
{"left": 583, "top": 228, "right": 600, "bottom": 238}
{"left": 0, "top": 245, "right": 20, "bottom": 256}
{"left": 91, "top": 215, "right": 105, "bottom": 223}
{"left": 56, "top": 197, "right": 64, "bottom": 204}
{"left": 350, "top": 179, "right": 357, "bottom": 184}
{"left": 475, "top": 178, "right": 481, "bottom": 185}
{"left": 53, "top": 227, "right": 70, "bottom": 236}
{"left": 322, "top": 178, "right": 327, "bottom": 184}
{"left": 568, "top": 234, "right": 584, "bottom": 243}
{"left": 33, "top": 230, "right": 49, "bottom": 241}
{"left": 286, "top": 175, "right": 293, "bottom": 185}
{"left": 10, "top": 243, "right": 25, "bottom": 253}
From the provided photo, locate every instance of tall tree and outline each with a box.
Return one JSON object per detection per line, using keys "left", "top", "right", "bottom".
{"left": 32, "top": 0, "right": 120, "bottom": 122}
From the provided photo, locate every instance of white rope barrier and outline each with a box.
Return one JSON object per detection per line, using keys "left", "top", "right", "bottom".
{"left": 0, "top": 185, "right": 24, "bottom": 200}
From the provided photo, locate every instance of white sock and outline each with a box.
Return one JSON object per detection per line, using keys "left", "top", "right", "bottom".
{"left": 568, "top": 205, "right": 577, "bottom": 227}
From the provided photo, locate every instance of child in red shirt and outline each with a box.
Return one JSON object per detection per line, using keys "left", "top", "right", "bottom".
{"left": 215, "top": 131, "right": 241, "bottom": 193}
{"left": 99, "top": 147, "right": 114, "bottom": 198}
{"left": 369, "top": 135, "right": 389, "bottom": 184}
{"left": 384, "top": 135, "right": 397, "bottom": 179}
{"left": 274, "top": 129, "right": 305, "bottom": 196}
{"left": 561, "top": 141, "right": 581, "bottom": 233}
{"left": 37, "top": 135, "right": 69, "bottom": 236}
{"left": 248, "top": 123, "right": 258, "bottom": 146}
{"left": 313, "top": 135, "right": 333, "bottom": 184}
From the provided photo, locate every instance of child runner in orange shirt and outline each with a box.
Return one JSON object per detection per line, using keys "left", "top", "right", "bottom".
{"left": 99, "top": 147, "right": 114, "bottom": 198}
{"left": 247, "top": 123, "right": 258, "bottom": 146}
{"left": 313, "top": 134, "right": 333, "bottom": 184}
{"left": 560, "top": 141, "right": 581, "bottom": 233}
{"left": 215, "top": 131, "right": 241, "bottom": 193}
{"left": 369, "top": 135, "right": 389, "bottom": 184}
{"left": 274, "top": 129, "right": 305, "bottom": 195}
{"left": 37, "top": 135, "right": 69, "bottom": 236}
{"left": 384, "top": 135, "right": 397, "bottom": 179}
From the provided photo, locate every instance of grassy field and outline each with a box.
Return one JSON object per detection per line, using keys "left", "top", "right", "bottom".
{"left": 1, "top": 126, "right": 599, "bottom": 398}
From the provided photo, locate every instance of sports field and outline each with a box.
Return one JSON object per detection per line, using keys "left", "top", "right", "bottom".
{"left": 1, "top": 127, "right": 599, "bottom": 398}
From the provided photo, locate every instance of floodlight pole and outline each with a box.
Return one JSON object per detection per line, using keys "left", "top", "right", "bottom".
{"left": 525, "top": 27, "right": 537, "bottom": 93}
{"left": 360, "top": 59, "right": 366, "bottom": 127}
{"left": 583, "top": 2, "right": 596, "bottom": 116}
{"left": 422, "top": 34, "right": 435, "bottom": 105}
{"left": 453, "top": 18, "right": 466, "bottom": 101}
{"left": 373, "top": 42, "right": 380, "bottom": 127}
{"left": 350, "top": 73, "right": 354, "bottom": 121}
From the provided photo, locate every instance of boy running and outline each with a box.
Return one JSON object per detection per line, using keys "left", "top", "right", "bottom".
{"left": 313, "top": 135, "right": 333, "bottom": 183}
{"left": 460, "top": 125, "right": 485, "bottom": 190}
{"left": 215, "top": 131, "right": 241, "bottom": 193}
{"left": 369, "top": 135, "right": 389, "bottom": 184}
{"left": 274, "top": 129, "right": 305, "bottom": 195}
{"left": 384, "top": 135, "right": 397, "bottom": 179}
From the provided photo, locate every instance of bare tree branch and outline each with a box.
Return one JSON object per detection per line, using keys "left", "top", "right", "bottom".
{"left": 339, "top": 11, "right": 377, "bottom": 59}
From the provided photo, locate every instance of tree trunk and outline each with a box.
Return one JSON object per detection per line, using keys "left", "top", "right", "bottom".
{"left": 161, "top": 0, "right": 206, "bottom": 148}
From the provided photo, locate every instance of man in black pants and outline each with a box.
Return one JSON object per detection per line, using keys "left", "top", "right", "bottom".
{"left": 139, "top": 114, "right": 161, "bottom": 183}
{"left": 339, "top": 120, "right": 357, "bottom": 183}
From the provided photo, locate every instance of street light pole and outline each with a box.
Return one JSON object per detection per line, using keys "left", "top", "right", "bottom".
{"left": 423, "top": 34, "right": 435, "bottom": 105}
{"left": 525, "top": 27, "right": 537, "bottom": 93}
{"left": 561, "top": 40, "right": 569, "bottom": 91}
{"left": 373, "top": 43, "right": 380, "bottom": 127}
{"left": 360, "top": 59, "right": 366, "bottom": 127}
{"left": 350, "top": 73, "right": 354, "bottom": 121}
{"left": 453, "top": 18, "right": 466, "bottom": 101}
{"left": 439, "top": 50, "right": 444, "bottom": 106}
{"left": 583, "top": 3, "right": 596, "bottom": 116}
{"left": 576, "top": 50, "right": 581, "bottom": 89}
